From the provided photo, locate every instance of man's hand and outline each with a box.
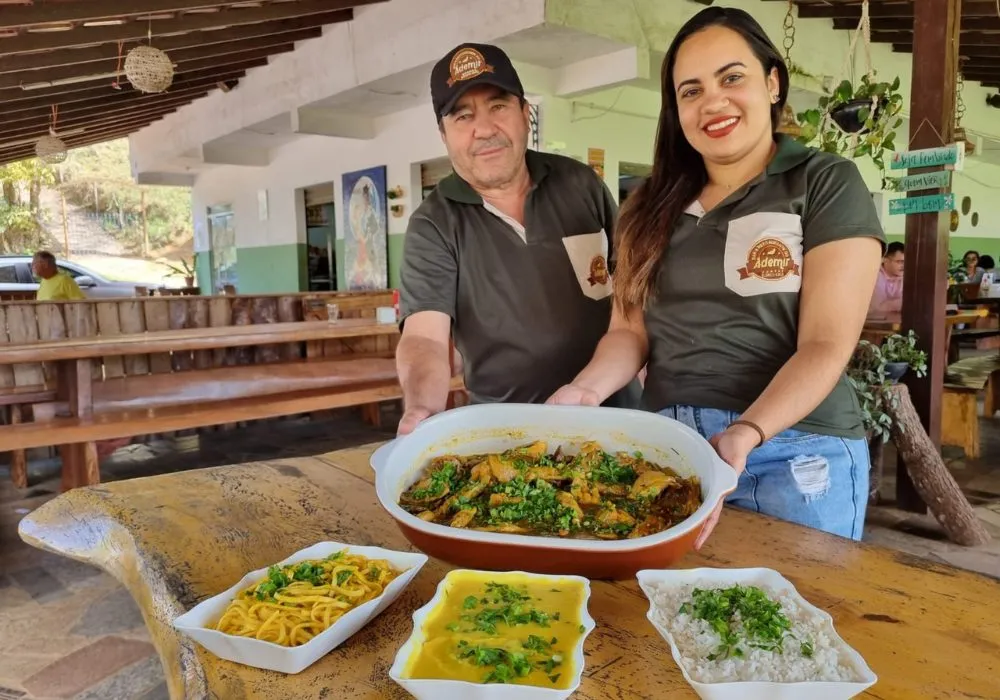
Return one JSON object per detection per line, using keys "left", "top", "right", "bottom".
{"left": 397, "top": 406, "right": 433, "bottom": 436}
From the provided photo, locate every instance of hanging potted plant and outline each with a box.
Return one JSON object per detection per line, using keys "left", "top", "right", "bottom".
{"left": 791, "top": 1, "right": 904, "bottom": 181}
{"left": 795, "top": 73, "right": 904, "bottom": 176}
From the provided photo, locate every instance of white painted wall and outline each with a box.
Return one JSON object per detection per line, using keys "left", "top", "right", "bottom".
{"left": 192, "top": 102, "right": 447, "bottom": 253}
{"left": 131, "top": 0, "right": 546, "bottom": 175}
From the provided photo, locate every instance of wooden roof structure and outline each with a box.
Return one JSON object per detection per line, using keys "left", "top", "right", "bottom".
{"left": 0, "top": 0, "right": 387, "bottom": 167}
{"left": 763, "top": 1, "right": 1000, "bottom": 90}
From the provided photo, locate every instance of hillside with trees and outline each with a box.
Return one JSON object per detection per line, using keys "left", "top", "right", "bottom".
{"left": 0, "top": 138, "right": 193, "bottom": 259}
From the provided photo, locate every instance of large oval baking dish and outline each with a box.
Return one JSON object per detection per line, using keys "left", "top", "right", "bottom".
{"left": 370, "top": 403, "right": 739, "bottom": 580}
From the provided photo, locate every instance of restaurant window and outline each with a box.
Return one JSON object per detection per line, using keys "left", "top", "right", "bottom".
{"left": 0, "top": 264, "right": 17, "bottom": 283}
{"left": 207, "top": 205, "right": 237, "bottom": 293}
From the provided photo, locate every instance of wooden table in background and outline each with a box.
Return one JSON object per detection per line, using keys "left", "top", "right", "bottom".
{"left": 18, "top": 443, "right": 1000, "bottom": 700}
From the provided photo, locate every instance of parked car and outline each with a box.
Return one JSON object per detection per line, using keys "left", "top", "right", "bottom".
{"left": 0, "top": 255, "right": 164, "bottom": 299}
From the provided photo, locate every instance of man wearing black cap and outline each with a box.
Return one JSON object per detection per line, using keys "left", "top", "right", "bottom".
{"left": 395, "top": 42, "right": 640, "bottom": 434}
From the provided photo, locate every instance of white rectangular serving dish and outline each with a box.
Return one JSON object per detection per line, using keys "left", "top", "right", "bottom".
{"left": 389, "top": 569, "right": 596, "bottom": 700}
{"left": 173, "top": 541, "right": 428, "bottom": 674}
{"left": 636, "top": 567, "right": 877, "bottom": 700}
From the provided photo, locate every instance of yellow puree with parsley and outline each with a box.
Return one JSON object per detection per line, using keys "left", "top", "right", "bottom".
{"left": 403, "top": 571, "right": 587, "bottom": 689}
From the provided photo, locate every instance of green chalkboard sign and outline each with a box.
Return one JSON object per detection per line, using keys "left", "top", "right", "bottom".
{"left": 888, "top": 193, "right": 955, "bottom": 216}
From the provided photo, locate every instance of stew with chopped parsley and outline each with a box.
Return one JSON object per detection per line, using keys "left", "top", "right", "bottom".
{"left": 398, "top": 440, "right": 702, "bottom": 540}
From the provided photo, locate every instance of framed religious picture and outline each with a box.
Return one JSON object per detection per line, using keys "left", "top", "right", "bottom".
{"left": 341, "top": 165, "right": 388, "bottom": 290}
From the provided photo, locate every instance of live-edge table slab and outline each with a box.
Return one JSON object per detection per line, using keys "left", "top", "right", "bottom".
{"left": 17, "top": 443, "right": 1000, "bottom": 699}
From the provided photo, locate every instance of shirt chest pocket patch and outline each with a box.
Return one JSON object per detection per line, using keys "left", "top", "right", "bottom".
{"left": 723, "top": 212, "right": 804, "bottom": 297}
{"left": 562, "top": 231, "right": 612, "bottom": 301}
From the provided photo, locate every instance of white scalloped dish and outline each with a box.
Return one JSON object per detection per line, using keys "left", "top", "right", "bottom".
{"left": 389, "top": 569, "right": 596, "bottom": 700}
{"left": 172, "top": 541, "right": 428, "bottom": 674}
{"left": 636, "top": 567, "right": 877, "bottom": 700}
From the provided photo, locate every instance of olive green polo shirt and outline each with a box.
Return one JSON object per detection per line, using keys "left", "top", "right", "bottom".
{"left": 642, "top": 135, "right": 885, "bottom": 438}
{"left": 400, "top": 149, "right": 641, "bottom": 407}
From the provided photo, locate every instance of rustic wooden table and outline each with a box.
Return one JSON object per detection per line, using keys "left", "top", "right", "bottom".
{"left": 17, "top": 443, "right": 1000, "bottom": 700}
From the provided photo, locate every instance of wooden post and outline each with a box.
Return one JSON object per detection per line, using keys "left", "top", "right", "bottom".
{"left": 60, "top": 192, "right": 69, "bottom": 258}
{"left": 141, "top": 188, "right": 149, "bottom": 257}
{"left": 897, "top": 0, "right": 961, "bottom": 512}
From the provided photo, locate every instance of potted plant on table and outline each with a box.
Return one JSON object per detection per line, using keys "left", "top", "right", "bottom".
{"left": 880, "top": 330, "right": 929, "bottom": 383}
{"left": 161, "top": 258, "right": 196, "bottom": 288}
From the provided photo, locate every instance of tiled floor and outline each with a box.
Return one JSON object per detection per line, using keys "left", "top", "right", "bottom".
{"left": 1, "top": 407, "right": 998, "bottom": 699}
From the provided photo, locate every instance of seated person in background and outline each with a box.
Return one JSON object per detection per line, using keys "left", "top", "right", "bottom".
{"left": 961, "top": 249, "right": 986, "bottom": 285}
{"left": 868, "top": 242, "right": 904, "bottom": 320}
{"left": 32, "top": 250, "right": 85, "bottom": 301}
{"left": 979, "top": 254, "right": 995, "bottom": 274}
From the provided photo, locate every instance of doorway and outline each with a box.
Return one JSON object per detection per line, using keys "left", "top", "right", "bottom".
{"left": 619, "top": 161, "right": 652, "bottom": 204}
{"left": 303, "top": 183, "right": 337, "bottom": 291}
{"left": 207, "top": 204, "right": 237, "bottom": 293}
{"left": 420, "top": 157, "right": 453, "bottom": 200}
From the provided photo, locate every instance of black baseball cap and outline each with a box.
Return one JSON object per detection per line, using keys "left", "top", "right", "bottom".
{"left": 430, "top": 43, "right": 524, "bottom": 119}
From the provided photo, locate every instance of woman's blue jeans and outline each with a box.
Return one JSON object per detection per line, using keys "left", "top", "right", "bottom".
{"left": 659, "top": 406, "right": 869, "bottom": 540}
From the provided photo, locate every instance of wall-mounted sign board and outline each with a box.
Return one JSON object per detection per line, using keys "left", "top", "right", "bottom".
{"left": 888, "top": 192, "right": 955, "bottom": 216}
{"left": 890, "top": 143, "right": 964, "bottom": 171}
{"left": 890, "top": 170, "right": 952, "bottom": 192}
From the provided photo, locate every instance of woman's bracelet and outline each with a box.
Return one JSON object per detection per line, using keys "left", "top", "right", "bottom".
{"left": 729, "top": 419, "right": 766, "bottom": 447}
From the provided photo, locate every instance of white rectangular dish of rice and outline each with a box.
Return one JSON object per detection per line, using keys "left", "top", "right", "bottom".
{"left": 636, "top": 567, "right": 877, "bottom": 700}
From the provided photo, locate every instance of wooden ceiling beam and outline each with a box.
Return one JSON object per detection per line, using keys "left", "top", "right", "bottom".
{"left": 0, "top": 43, "right": 292, "bottom": 91}
{"left": 0, "top": 72, "right": 243, "bottom": 112}
{"left": 842, "top": 16, "right": 1000, "bottom": 32}
{"left": 1, "top": 1, "right": 243, "bottom": 30}
{"left": 0, "top": 25, "right": 321, "bottom": 74}
{"left": 0, "top": 0, "right": 370, "bottom": 31}
{"left": 0, "top": 116, "right": 170, "bottom": 158}
{"left": 799, "top": 1, "right": 1000, "bottom": 19}
{"left": 874, "top": 31, "right": 1000, "bottom": 46}
{"left": 0, "top": 104, "right": 185, "bottom": 143}
{"left": 0, "top": 86, "right": 212, "bottom": 124}
{"left": 894, "top": 44, "right": 1000, "bottom": 59}
{"left": 0, "top": 59, "right": 265, "bottom": 102}
{"left": 0, "top": 1, "right": 359, "bottom": 54}
{"left": 0, "top": 92, "right": 209, "bottom": 132}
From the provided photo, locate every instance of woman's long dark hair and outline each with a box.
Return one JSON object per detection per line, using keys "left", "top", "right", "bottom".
{"left": 614, "top": 7, "right": 790, "bottom": 310}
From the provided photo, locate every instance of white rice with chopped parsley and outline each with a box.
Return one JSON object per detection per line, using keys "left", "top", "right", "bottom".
{"left": 646, "top": 581, "right": 863, "bottom": 684}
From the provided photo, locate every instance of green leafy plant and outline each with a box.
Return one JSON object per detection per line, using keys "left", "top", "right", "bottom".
{"left": 880, "top": 330, "right": 928, "bottom": 377}
{"left": 160, "top": 258, "right": 195, "bottom": 278}
{"left": 847, "top": 331, "right": 928, "bottom": 442}
{"left": 847, "top": 340, "right": 898, "bottom": 443}
{"left": 795, "top": 73, "right": 904, "bottom": 178}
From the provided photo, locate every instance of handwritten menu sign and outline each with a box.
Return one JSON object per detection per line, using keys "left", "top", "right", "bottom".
{"left": 891, "top": 171, "right": 952, "bottom": 192}
{"left": 888, "top": 193, "right": 955, "bottom": 216}
{"left": 889, "top": 143, "right": 964, "bottom": 171}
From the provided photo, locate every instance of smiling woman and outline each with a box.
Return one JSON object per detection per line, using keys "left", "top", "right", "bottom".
{"left": 547, "top": 7, "right": 885, "bottom": 546}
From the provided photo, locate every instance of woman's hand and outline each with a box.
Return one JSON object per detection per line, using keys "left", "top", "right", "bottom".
{"left": 694, "top": 423, "right": 759, "bottom": 550}
{"left": 546, "top": 384, "right": 601, "bottom": 406}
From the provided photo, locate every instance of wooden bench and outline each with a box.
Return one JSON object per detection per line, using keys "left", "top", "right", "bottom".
{"left": 942, "top": 353, "right": 1000, "bottom": 459}
{"left": 0, "top": 291, "right": 464, "bottom": 490}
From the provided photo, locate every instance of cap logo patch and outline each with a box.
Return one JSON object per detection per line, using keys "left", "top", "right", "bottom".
{"left": 447, "top": 47, "right": 494, "bottom": 87}
{"left": 737, "top": 237, "right": 800, "bottom": 281}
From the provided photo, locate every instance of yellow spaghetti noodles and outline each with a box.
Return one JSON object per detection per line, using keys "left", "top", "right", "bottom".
{"left": 213, "top": 549, "right": 401, "bottom": 647}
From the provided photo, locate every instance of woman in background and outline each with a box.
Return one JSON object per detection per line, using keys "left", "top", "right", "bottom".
{"left": 548, "top": 6, "right": 884, "bottom": 546}
{"left": 961, "top": 250, "right": 986, "bottom": 284}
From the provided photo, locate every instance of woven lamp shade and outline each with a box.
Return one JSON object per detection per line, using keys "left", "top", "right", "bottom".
{"left": 124, "top": 45, "right": 174, "bottom": 93}
{"left": 35, "top": 135, "right": 67, "bottom": 164}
